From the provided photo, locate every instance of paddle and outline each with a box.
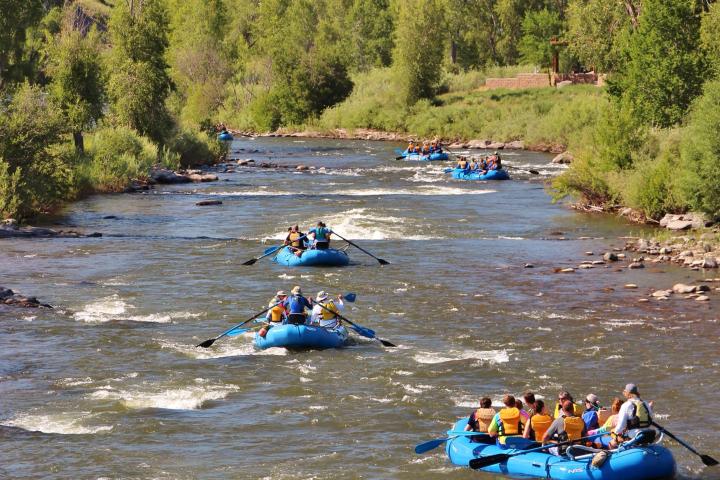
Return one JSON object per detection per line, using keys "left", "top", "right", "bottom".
{"left": 651, "top": 421, "right": 718, "bottom": 466}
{"left": 415, "top": 430, "right": 489, "bottom": 454}
{"left": 505, "top": 164, "right": 540, "bottom": 175}
{"left": 313, "top": 301, "right": 396, "bottom": 347}
{"left": 242, "top": 234, "right": 307, "bottom": 265}
{"left": 468, "top": 433, "right": 604, "bottom": 469}
{"left": 196, "top": 303, "right": 278, "bottom": 348}
{"left": 330, "top": 231, "right": 389, "bottom": 265}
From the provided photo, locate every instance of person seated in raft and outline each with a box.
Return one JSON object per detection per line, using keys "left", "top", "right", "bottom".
{"left": 468, "top": 158, "right": 479, "bottom": 170}
{"left": 456, "top": 156, "right": 469, "bottom": 170}
{"left": 430, "top": 140, "right": 442, "bottom": 153}
{"left": 486, "top": 151, "right": 502, "bottom": 170}
{"left": 406, "top": 141, "right": 415, "bottom": 154}
{"left": 282, "top": 286, "right": 313, "bottom": 325}
{"left": 284, "top": 225, "right": 306, "bottom": 257}
{"left": 421, "top": 142, "right": 431, "bottom": 156}
{"left": 582, "top": 393, "right": 602, "bottom": 431}
{"left": 553, "top": 390, "right": 583, "bottom": 418}
{"left": 310, "top": 291, "right": 344, "bottom": 328}
{"left": 523, "top": 391, "right": 537, "bottom": 416}
{"left": 307, "top": 221, "right": 332, "bottom": 250}
{"left": 609, "top": 383, "right": 654, "bottom": 448}
{"left": 543, "top": 399, "right": 587, "bottom": 455}
{"left": 487, "top": 394, "right": 525, "bottom": 445}
{"left": 464, "top": 396, "right": 496, "bottom": 435}
{"left": 515, "top": 399, "right": 531, "bottom": 424}
{"left": 523, "top": 399, "right": 553, "bottom": 441}
{"left": 588, "top": 397, "right": 623, "bottom": 448}
{"left": 259, "top": 290, "right": 289, "bottom": 337}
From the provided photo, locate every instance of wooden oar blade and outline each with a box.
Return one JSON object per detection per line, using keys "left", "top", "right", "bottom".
{"left": 701, "top": 454, "right": 719, "bottom": 467}
{"left": 196, "top": 338, "right": 216, "bottom": 348}
{"left": 415, "top": 438, "right": 448, "bottom": 454}
{"left": 378, "top": 338, "right": 397, "bottom": 347}
{"left": 469, "top": 453, "right": 510, "bottom": 470}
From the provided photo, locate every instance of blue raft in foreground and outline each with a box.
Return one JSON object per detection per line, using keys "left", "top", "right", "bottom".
{"left": 450, "top": 168, "right": 510, "bottom": 180}
{"left": 217, "top": 132, "right": 233, "bottom": 141}
{"left": 446, "top": 419, "right": 676, "bottom": 480}
{"left": 254, "top": 324, "right": 349, "bottom": 350}
{"left": 404, "top": 152, "right": 449, "bottom": 161}
{"left": 273, "top": 246, "right": 350, "bottom": 267}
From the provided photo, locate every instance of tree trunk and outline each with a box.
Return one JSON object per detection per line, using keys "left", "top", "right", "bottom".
{"left": 73, "top": 131, "right": 85, "bottom": 154}
{"left": 450, "top": 40, "right": 457, "bottom": 64}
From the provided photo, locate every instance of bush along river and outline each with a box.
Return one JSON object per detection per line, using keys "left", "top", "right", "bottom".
{"left": 1, "top": 137, "right": 718, "bottom": 480}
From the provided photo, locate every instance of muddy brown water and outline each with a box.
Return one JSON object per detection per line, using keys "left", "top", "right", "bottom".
{"left": 1, "top": 138, "right": 718, "bottom": 479}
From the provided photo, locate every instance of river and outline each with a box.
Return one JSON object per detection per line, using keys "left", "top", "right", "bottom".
{"left": 1, "top": 137, "right": 718, "bottom": 479}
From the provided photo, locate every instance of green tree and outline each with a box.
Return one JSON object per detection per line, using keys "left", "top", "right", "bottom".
{"left": 700, "top": 2, "right": 720, "bottom": 77}
{"left": 0, "top": 83, "right": 72, "bottom": 220}
{"left": 445, "top": 0, "right": 503, "bottom": 69}
{"left": 0, "top": 0, "right": 43, "bottom": 87}
{"left": 565, "top": 0, "right": 631, "bottom": 73}
{"left": 518, "top": 8, "right": 564, "bottom": 68}
{"left": 47, "top": 28, "right": 105, "bottom": 153}
{"left": 393, "top": 0, "right": 446, "bottom": 104}
{"left": 346, "top": 0, "right": 395, "bottom": 72}
{"left": 608, "top": 0, "right": 706, "bottom": 128}
{"left": 107, "top": 0, "right": 173, "bottom": 143}
{"left": 678, "top": 79, "right": 720, "bottom": 219}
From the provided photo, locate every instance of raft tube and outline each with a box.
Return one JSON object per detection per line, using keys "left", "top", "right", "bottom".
{"left": 254, "top": 324, "right": 349, "bottom": 350}
{"left": 445, "top": 419, "right": 676, "bottom": 480}
{"left": 450, "top": 168, "right": 510, "bottom": 181}
{"left": 217, "top": 132, "right": 233, "bottom": 141}
{"left": 404, "top": 152, "right": 449, "bottom": 161}
{"left": 273, "top": 246, "right": 350, "bottom": 267}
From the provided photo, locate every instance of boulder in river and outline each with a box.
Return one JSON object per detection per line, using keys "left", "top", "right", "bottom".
{"left": 603, "top": 252, "right": 619, "bottom": 262}
{"left": 673, "top": 283, "right": 697, "bottom": 294}
{"left": 467, "top": 139, "right": 491, "bottom": 149}
{"left": 628, "top": 261, "right": 644, "bottom": 269}
{"left": 505, "top": 140, "right": 524, "bottom": 150}
{"left": 0, "top": 286, "right": 52, "bottom": 308}
{"left": 551, "top": 152, "right": 574, "bottom": 164}
{"left": 660, "top": 213, "right": 712, "bottom": 230}
{"left": 196, "top": 200, "right": 223, "bottom": 206}
{"left": 0, "top": 224, "right": 101, "bottom": 239}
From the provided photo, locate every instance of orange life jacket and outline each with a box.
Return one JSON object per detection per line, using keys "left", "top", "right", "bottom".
{"left": 473, "top": 408, "right": 496, "bottom": 433}
{"left": 597, "top": 408, "right": 611, "bottom": 426}
{"left": 530, "top": 413, "right": 553, "bottom": 441}
{"left": 288, "top": 231, "right": 303, "bottom": 248}
{"left": 498, "top": 407, "right": 522, "bottom": 436}
{"left": 269, "top": 304, "right": 285, "bottom": 322}
{"left": 563, "top": 415, "right": 585, "bottom": 441}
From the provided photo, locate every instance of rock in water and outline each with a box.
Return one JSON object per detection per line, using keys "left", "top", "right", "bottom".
{"left": 196, "top": 200, "right": 223, "bottom": 206}
{"left": 603, "top": 252, "right": 619, "bottom": 262}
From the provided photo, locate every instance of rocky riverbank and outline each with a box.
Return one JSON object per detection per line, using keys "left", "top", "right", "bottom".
{"left": 0, "top": 220, "right": 102, "bottom": 239}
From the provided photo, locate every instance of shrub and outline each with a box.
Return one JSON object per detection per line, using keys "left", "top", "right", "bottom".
{"left": 167, "top": 129, "right": 227, "bottom": 167}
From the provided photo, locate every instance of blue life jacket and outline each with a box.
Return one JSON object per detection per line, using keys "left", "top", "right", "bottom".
{"left": 581, "top": 409, "right": 599, "bottom": 430}
{"left": 285, "top": 295, "right": 310, "bottom": 314}
{"left": 312, "top": 227, "right": 329, "bottom": 241}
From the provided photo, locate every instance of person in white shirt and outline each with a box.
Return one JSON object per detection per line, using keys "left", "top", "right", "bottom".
{"left": 310, "top": 292, "right": 344, "bottom": 328}
{"left": 610, "top": 383, "right": 654, "bottom": 448}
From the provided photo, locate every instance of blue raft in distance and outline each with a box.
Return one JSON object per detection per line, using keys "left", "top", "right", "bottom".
{"left": 273, "top": 246, "right": 350, "bottom": 267}
{"left": 404, "top": 152, "right": 449, "bottom": 161}
{"left": 217, "top": 132, "right": 233, "bottom": 141}
{"left": 450, "top": 168, "right": 510, "bottom": 181}
{"left": 445, "top": 419, "right": 676, "bottom": 480}
{"left": 254, "top": 324, "right": 349, "bottom": 350}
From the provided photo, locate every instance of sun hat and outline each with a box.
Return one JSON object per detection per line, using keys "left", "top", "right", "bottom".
{"left": 586, "top": 393, "right": 599, "bottom": 405}
{"left": 315, "top": 291, "right": 328, "bottom": 302}
{"left": 624, "top": 383, "right": 639, "bottom": 395}
{"left": 276, "top": 290, "right": 287, "bottom": 297}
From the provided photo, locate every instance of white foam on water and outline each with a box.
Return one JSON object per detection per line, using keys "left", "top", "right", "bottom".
{"left": 207, "top": 185, "right": 495, "bottom": 197}
{"left": 413, "top": 349, "right": 510, "bottom": 365}
{"left": 73, "top": 295, "right": 202, "bottom": 324}
{"left": 158, "top": 338, "right": 287, "bottom": 359}
{"left": 277, "top": 273, "right": 296, "bottom": 279}
{"left": 89, "top": 383, "right": 239, "bottom": 410}
{"left": 55, "top": 376, "right": 94, "bottom": 387}
{"left": 1, "top": 412, "right": 113, "bottom": 434}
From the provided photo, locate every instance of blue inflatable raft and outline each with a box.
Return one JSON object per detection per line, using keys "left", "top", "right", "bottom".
{"left": 273, "top": 246, "right": 350, "bottom": 267}
{"left": 404, "top": 152, "right": 449, "bottom": 161}
{"left": 445, "top": 419, "right": 676, "bottom": 480}
{"left": 217, "top": 132, "right": 233, "bottom": 141}
{"left": 254, "top": 324, "right": 349, "bottom": 350}
{"left": 450, "top": 168, "right": 510, "bottom": 180}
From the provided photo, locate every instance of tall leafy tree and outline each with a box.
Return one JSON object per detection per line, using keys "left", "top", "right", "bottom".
{"left": 393, "top": 0, "right": 446, "bottom": 104}
{"left": 445, "top": 0, "right": 503, "bottom": 68}
{"left": 608, "top": 0, "right": 706, "bottom": 128}
{"left": 47, "top": 28, "right": 105, "bottom": 153}
{"left": 346, "top": 0, "right": 395, "bottom": 72}
{"left": 700, "top": 1, "right": 720, "bottom": 77}
{"left": 518, "top": 8, "right": 564, "bottom": 68}
{"left": 0, "top": 0, "right": 44, "bottom": 87}
{"left": 107, "top": 0, "right": 173, "bottom": 143}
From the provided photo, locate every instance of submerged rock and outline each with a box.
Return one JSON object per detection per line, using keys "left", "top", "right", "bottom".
{"left": 603, "top": 252, "right": 619, "bottom": 262}
{"left": 196, "top": 200, "right": 223, "bottom": 206}
{"left": 0, "top": 224, "right": 101, "bottom": 239}
{"left": 0, "top": 286, "right": 52, "bottom": 308}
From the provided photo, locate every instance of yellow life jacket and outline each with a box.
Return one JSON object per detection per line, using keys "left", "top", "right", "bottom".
{"left": 320, "top": 300, "right": 339, "bottom": 320}
{"left": 597, "top": 408, "right": 611, "bottom": 426}
{"left": 554, "top": 402, "right": 582, "bottom": 418}
{"left": 628, "top": 399, "right": 651, "bottom": 429}
{"left": 458, "top": 160, "right": 468, "bottom": 169}
{"left": 288, "top": 231, "right": 303, "bottom": 248}
{"left": 498, "top": 407, "right": 522, "bottom": 436}
{"left": 269, "top": 304, "right": 285, "bottom": 322}
{"left": 473, "top": 408, "right": 496, "bottom": 433}
{"left": 530, "top": 413, "right": 553, "bottom": 441}
{"left": 563, "top": 415, "right": 585, "bottom": 441}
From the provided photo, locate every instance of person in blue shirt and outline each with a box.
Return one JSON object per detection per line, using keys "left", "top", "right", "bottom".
{"left": 582, "top": 393, "right": 601, "bottom": 431}
{"left": 308, "top": 222, "right": 332, "bottom": 250}
{"left": 282, "top": 286, "right": 313, "bottom": 325}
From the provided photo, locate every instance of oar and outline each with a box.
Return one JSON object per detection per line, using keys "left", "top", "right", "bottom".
{"left": 313, "top": 301, "right": 395, "bottom": 347}
{"left": 651, "top": 421, "right": 718, "bottom": 466}
{"left": 505, "top": 164, "right": 539, "bottom": 175}
{"left": 469, "top": 432, "right": 604, "bottom": 469}
{"left": 415, "top": 430, "right": 489, "bottom": 454}
{"left": 196, "top": 303, "right": 278, "bottom": 348}
{"left": 242, "top": 235, "right": 307, "bottom": 265}
{"left": 330, "top": 231, "right": 389, "bottom": 265}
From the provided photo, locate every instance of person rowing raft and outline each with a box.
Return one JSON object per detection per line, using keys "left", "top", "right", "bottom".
{"left": 308, "top": 222, "right": 332, "bottom": 250}
{"left": 310, "top": 291, "right": 344, "bottom": 328}
{"left": 609, "top": 383, "right": 654, "bottom": 448}
{"left": 283, "top": 286, "right": 313, "bottom": 325}
{"left": 284, "top": 225, "right": 306, "bottom": 257}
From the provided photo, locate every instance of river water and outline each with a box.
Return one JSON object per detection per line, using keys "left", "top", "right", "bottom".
{"left": 1, "top": 137, "right": 718, "bottom": 479}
